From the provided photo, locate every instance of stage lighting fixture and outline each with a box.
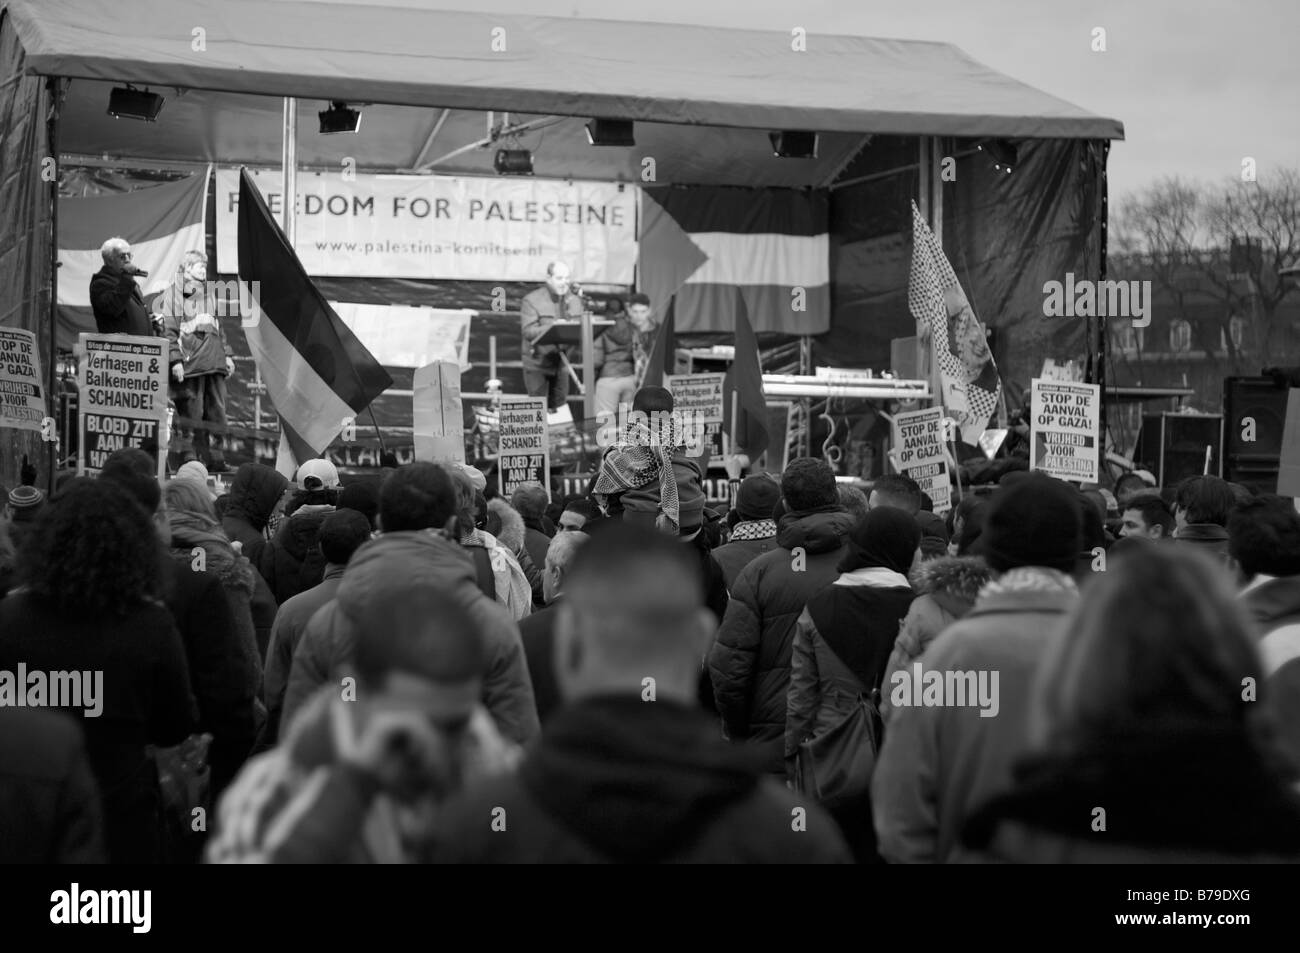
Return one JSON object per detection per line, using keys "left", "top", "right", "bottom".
{"left": 107, "top": 86, "right": 165, "bottom": 122}
{"left": 586, "top": 119, "right": 635, "bottom": 147}
{"left": 769, "top": 130, "right": 818, "bottom": 158}
{"left": 980, "top": 139, "right": 1018, "bottom": 173}
{"left": 319, "top": 101, "right": 362, "bottom": 134}
{"left": 494, "top": 148, "right": 534, "bottom": 175}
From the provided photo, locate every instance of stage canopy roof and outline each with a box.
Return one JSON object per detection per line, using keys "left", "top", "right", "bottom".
{"left": 6, "top": 0, "right": 1122, "bottom": 185}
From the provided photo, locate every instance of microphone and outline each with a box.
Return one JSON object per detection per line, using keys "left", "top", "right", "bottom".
{"left": 128, "top": 265, "right": 149, "bottom": 278}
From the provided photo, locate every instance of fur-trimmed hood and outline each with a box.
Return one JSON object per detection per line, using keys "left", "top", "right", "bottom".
{"left": 167, "top": 543, "right": 256, "bottom": 597}
{"left": 487, "top": 498, "right": 526, "bottom": 554}
{"left": 909, "top": 555, "right": 991, "bottom": 603}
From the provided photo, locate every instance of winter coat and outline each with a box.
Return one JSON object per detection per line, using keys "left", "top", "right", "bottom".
{"left": 519, "top": 601, "right": 563, "bottom": 727}
{"left": 432, "top": 696, "right": 853, "bottom": 864}
{"left": 258, "top": 504, "right": 333, "bottom": 606}
{"left": 871, "top": 568, "right": 1078, "bottom": 864}
{"left": 0, "top": 707, "right": 106, "bottom": 863}
{"left": 222, "top": 464, "right": 289, "bottom": 567}
{"left": 712, "top": 520, "right": 779, "bottom": 591}
{"left": 707, "top": 506, "right": 856, "bottom": 775}
{"left": 520, "top": 285, "right": 583, "bottom": 371}
{"left": 0, "top": 593, "right": 197, "bottom": 864}
{"left": 880, "top": 556, "right": 992, "bottom": 723}
{"left": 89, "top": 266, "right": 154, "bottom": 338}
{"left": 261, "top": 564, "right": 346, "bottom": 747}
{"left": 785, "top": 569, "right": 916, "bottom": 764}
{"left": 282, "top": 531, "right": 540, "bottom": 745}
{"left": 600, "top": 444, "right": 711, "bottom": 533}
{"left": 592, "top": 315, "right": 652, "bottom": 379}
{"left": 1241, "top": 574, "right": 1300, "bottom": 771}
{"left": 488, "top": 499, "right": 544, "bottom": 609}
{"left": 160, "top": 552, "right": 262, "bottom": 800}
{"left": 961, "top": 724, "right": 1300, "bottom": 863}
{"left": 209, "top": 688, "right": 519, "bottom": 863}
{"left": 155, "top": 277, "right": 233, "bottom": 378}
{"left": 1172, "top": 523, "right": 1231, "bottom": 559}
{"left": 461, "top": 525, "right": 534, "bottom": 622}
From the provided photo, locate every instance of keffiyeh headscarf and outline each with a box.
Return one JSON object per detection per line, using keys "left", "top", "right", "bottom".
{"left": 592, "top": 412, "right": 683, "bottom": 530}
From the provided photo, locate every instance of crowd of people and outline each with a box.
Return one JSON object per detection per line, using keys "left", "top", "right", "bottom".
{"left": 3, "top": 381, "right": 1300, "bottom": 864}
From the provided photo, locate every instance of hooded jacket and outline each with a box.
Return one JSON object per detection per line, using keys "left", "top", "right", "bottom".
{"left": 258, "top": 504, "right": 333, "bottom": 605}
{"left": 166, "top": 519, "right": 265, "bottom": 797}
{"left": 707, "top": 506, "right": 855, "bottom": 775}
{"left": 156, "top": 277, "right": 233, "bottom": 379}
{"left": 222, "top": 464, "right": 289, "bottom": 567}
{"left": 209, "top": 687, "right": 518, "bottom": 863}
{"left": 432, "top": 696, "right": 852, "bottom": 864}
{"left": 871, "top": 568, "right": 1078, "bottom": 864}
{"left": 282, "top": 531, "right": 539, "bottom": 745}
{"left": 961, "top": 724, "right": 1300, "bottom": 863}
{"left": 880, "top": 556, "right": 992, "bottom": 723}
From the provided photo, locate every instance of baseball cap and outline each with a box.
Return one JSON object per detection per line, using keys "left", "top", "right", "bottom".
{"left": 296, "top": 458, "right": 341, "bottom": 491}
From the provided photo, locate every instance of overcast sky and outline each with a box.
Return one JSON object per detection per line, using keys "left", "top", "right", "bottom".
{"left": 296, "top": 0, "right": 1299, "bottom": 201}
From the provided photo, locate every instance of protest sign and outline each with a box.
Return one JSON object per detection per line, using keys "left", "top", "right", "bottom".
{"left": 665, "top": 372, "right": 724, "bottom": 457}
{"left": 891, "top": 405, "right": 952, "bottom": 514}
{"left": 497, "top": 397, "right": 549, "bottom": 500}
{"left": 0, "top": 328, "right": 48, "bottom": 434}
{"left": 1030, "top": 379, "right": 1100, "bottom": 483}
{"left": 77, "top": 333, "right": 169, "bottom": 480}
{"left": 413, "top": 361, "right": 465, "bottom": 464}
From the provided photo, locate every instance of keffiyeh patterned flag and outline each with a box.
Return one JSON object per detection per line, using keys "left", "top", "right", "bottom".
{"left": 908, "top": 202, "right": 1001, "bottom": 445}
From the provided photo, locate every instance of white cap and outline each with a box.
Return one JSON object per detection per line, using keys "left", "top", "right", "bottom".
{"left": 296, "top": 458, "right": 341, "bottom": 491}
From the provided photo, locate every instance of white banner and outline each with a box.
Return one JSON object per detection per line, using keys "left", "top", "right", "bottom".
{"left": 497, "top": 397, "right": 550, "bottom": 500}
{"left": 891, "top": 406, "right": 952, "bottom": 515}
{"left": 76, "top": 333, "right": 169, "bottom": 480}
{"left": 331, "top": 303, "right": 472, "bottom": 369}
{"left": 216, "top": 169, "right": 637, "bottom": 282}
{"left": 0, "top": 328, "right": 48, "bottom": 434}
{"left": 1030, "top": 379, "right": 1100, "bottom": 483}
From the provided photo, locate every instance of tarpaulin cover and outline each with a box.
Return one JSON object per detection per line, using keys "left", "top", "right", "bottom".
{"left": 0, "top": 9, "right": 53, "bottom": 488}
{"left": 823, "top": 136, "right": 1105, "bottom": 393}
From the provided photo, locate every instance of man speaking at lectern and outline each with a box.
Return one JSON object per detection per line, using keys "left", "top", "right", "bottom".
{"left": 520, "top": 261, "right": 585, "bottom": 411}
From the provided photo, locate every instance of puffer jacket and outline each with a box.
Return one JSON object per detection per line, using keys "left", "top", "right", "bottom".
{"left": 785, "top": 569, "right": 916, "bottom": 766}
{"left": 222, "top": 464, "right": 288, "bottom": 567}
{"left": 880, "top": 556, "right": 992, "bottom": 723}
{"left": 707, "top": 506, "right": 855, "bottom": 775}
{"left": 258, "top": 504, "right": 332, "bottom": 605}
{"left": 282, "top": 531, "right": 539, "bottom": 745}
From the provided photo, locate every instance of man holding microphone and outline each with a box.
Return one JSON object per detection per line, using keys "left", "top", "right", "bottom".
{"left": 89, "top": 237, "right": 184, "bottom": 385}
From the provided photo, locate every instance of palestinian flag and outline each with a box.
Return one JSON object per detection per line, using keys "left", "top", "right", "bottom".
{"left": 236, "top": 168, "right": 392, "bottom": 475}
{"left": 57, "top": 170, "right": 209, "bottom": 347}
{"left": 638, "top": 186, "right": 829, "bottom": 335}
{"left": 723, "top": 295, "right": 770, "bottom": 459}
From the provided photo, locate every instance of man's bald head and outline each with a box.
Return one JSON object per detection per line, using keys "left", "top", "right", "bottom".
{"left": 554, "top": 522, "right": 714, "bottom": 704}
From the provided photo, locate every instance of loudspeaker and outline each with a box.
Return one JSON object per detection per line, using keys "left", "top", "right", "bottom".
{"left": 1134, "top": 413, "right": 1223, "bottom": 487}
{"left": 1223, "top": 376, "right": 1287, "bottom": 493}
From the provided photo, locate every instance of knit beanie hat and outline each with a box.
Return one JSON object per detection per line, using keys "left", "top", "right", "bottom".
{"left": 337, "top": 481, "right": 380, "bottom": 528}
{"left": 735, "top": 473, "right": 782, "bottom": 522}
{"left": 7, "top": 485, "right": 46, "bottom": 523}
{"left": 981, "top": 474, "right": 1083, "bottom": 573}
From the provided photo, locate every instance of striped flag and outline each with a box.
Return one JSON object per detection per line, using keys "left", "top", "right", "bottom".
{"left": 237, "top": 168, "right": 392, "bottom": 475}
{"left": 639, "top": 187, "right": 829, "bottom": 335}
{"left": 57, "top": 170, "right": 209, "bottom": 344}
{"left": 723, "top": 294, "right": 770, "bottom": 459}
{"left": 908, "top": 202, "right": 1001, "bottom": 445}
{"left": 639, "top": 304, "right": 676, "bottom": 390}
